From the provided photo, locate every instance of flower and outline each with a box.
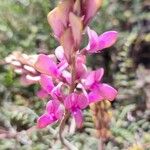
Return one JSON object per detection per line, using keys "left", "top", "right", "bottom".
{"left": 37, "top": 100, "right": 64, "bottom": 128}
{"left": 64, "top": 93, "right": 89, "bottom": 128}
{"left": 82, "top": 68, "right": 117, "bottom": 103}
{"left": 86, "top": 27, "right": 118, "bottom": 53}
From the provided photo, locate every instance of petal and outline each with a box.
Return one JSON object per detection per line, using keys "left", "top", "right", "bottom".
{"left": 46, "top": 100, "right": 60, "bottom": 114}
{"left": 94, "top": 68, "right": 104, "bottom": 82}
{"left": 34, "top": 54, "right": 58, "bottom": 77}
{"left": 76, "top": 55, "right": 87, "bottom": 79}
{"left": 23, "top": 65, "right": 37, "bottom": 74}
{"left": 88, "top": 90, "right": 103, "bottom": 103}
{"left": 73, "top": 109, "right": 83, "bottom": 128}
{"left": 37, "top": 113, "right": 54, "bottom": 128}
{"left": 50, "top": 82, "right": 64, "bottom": 100}
{"left": 60, "top": 28, "right": 74, "bottom": 62}
{"left": 39, "top": 74, "right": 54, "bottom": 93}
{"left": 64, "top": 93, "right": 77, "bottom": 109}
{"left": 55, "top": 46, "right": 65, "bottom": 61}
{"left": 98, "top": 83, "right": 118, "bottom": 101}
{"left": 20, "top": 75, "right": 36, "bottom": 86}
{"left": 77, "top": 94, "right": 89, "bottom": 109}
{"left": 61, "top": 70, "right": 71, "bottom": 84}
{"left": 83, "top": 0, "right": 102, "bottom": 25}
{"left": 47, "top": 0, "right": 73, "bottom": 39}
{"left": 58, "top": 60, "right": 68, "bottom": 73}
{"left": 37, "top": 88, "right": 48, "bottom": 99}
{"left": 84, "top": 68, "right": 104, "bottom": 89}
{"left": 86, "top": 27, "right": 99, "bottom": 51}
{"left": 98, "top": 31, "right": 118, "bottom": 50}
{"left": 26, "top": 75, "right": 40, "bottom": 82}
{"left": 69, "top": 12, "right": 83, "bottom": 47}
{"left": 55, "top": 105, "right": 64, "bottom": 119}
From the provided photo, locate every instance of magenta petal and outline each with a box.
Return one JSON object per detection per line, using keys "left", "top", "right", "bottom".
{"left": 73, "top": 109, "right": 83, "bottom": 128}
{"left": 77, "top": 94, "right": 89, "bottom": 109}
{"left": 51, "top": 82, "right": 64, "bottom": 100}
{"left": 55, "top": 105, "right": 64, "bottom": 119}
{"left": 88, "top": 90, "right": 103, "bottom": 103}
{"left": 64, "top": 93, "right": 77, "bottom": 109}
{"left": 35, "top": 54, "right": 58, "bottom": 77}
{"left": 46, "top": 100, "right": 60, "bottom": 114}
{"left": 37, "top": 113, "right": 54, "bottom": 128}
{"left": 95, "top": 68, "right": 104, "bottom": 82}
{"left": 37, "top": 89, "right": 48, "bottom": 99}
{"left": 86, "top": 27, "right": 99, "bottom": 51}
{"left": 98, "top": 31, "right": 118, "bottom": 50}
{"left": 84, "top": 68, "right": 104, "bottom": 89}
{"left": 99, "top": 83, "right": 118, "bottom": 101}
{"left": 76, "top": 55, "right": 87, "bottom": 79}
{"left": 39, "top": 74, "right": 54, "bottom": 93}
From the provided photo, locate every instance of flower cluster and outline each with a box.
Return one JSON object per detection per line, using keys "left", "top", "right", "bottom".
{"left": 35, "top": 0, "right": 118, "bottom": 129}
{"left": 5, "top": 51, "right": 40, "bottom": 86}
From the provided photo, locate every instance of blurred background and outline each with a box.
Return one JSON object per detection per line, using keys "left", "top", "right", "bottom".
{"left": 0, "top": 0, "right": 150, "bottom": 149}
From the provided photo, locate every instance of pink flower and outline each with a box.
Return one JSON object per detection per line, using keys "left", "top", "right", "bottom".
{"left": 82, "top": 68, "right": 118, "bottom": 103}
{"left": 37, "top": 100, "right": 64, "bottom": 128}
{"left": 64, "top": 93, "right": 89, "bottom": 128}
{"left": 86, "top": 27, "right": 118, "bottom": 53}
{"left": 88, "top": 83, "right": 117, "bottom": 103}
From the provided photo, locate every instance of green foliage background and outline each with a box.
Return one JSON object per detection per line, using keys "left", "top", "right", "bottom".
{"left": 0, "top": 0, "right": 150, "bottom": 149}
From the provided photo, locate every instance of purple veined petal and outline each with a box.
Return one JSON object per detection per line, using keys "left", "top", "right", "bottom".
{"left": 50, "top": 82, "right": 64, "bottom": 100}
{"left": 37, "top": 88, "right": 48, "bottom": 99}
{"left": 77, "top": 94, "right": 89, "bottom": 109}
{"left": 88, "top": 90, "right": 103, "bottom": 103}
{"left": 46, "top": 100, "right": 60, "bottom": 114}
{"left": 55, "top": 105, "right": 64, "bottom": 119}
{"left": 37, "top": 113, "right": 54, "bottom": 128}
{"left": 55, "top": 46, "right": 65, "bottom": 61}
{"left": 34, "top": 54, "right": 59, "bottom": 77}
{"left": 39, "top": 74, "right": 54, "bottom": 93}
{"left": 98, "top": 31, "right": 118, "bottom": 51}
{"left": 58, "top": 60, "right": 68, "bottom": 73}
{"left": 98, "top": 83, "right": 118, "bottom": 101}
{"left": 72, "top": 109, "right": 83, "bottom": 128}
{"left": 64, "top": 93, "right": 78, "bottom": 109}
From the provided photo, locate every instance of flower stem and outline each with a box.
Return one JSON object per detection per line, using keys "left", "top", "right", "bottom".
{"left": 59, "top": 51, "right": 77, "bottom": 149}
